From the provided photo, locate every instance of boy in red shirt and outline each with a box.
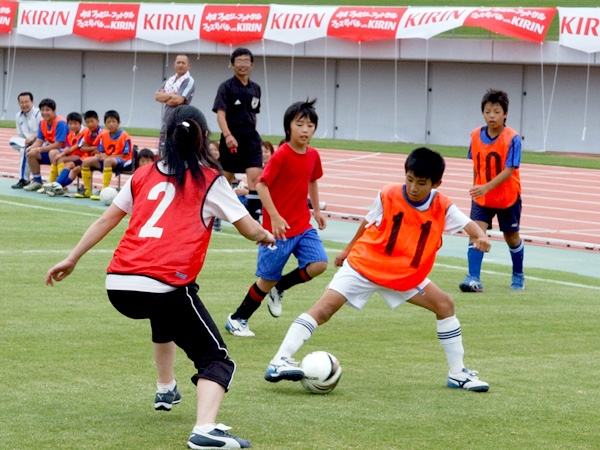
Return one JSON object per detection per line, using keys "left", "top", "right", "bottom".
{"left": 225, "top": 99, "right": 328, "bottom": 337}
{"left": 264, "top": 147, "right": 492, "bottom": 392}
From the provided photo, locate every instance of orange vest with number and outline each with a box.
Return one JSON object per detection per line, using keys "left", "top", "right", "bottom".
{"left": 347, "top": 184, "right": 452, "bottom": 291}
{"left": 470, "top": 126, "right": 521, "bottom": 209}
{"left": 41, "top": 116, "right": 67, "bottom": 147}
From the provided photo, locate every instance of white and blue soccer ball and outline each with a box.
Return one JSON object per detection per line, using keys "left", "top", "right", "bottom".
{"left": 99, "top": 187, "right": 118, "bottom": 206}
{"left": 300, "top": 351, "right": 342, "bottom": 394}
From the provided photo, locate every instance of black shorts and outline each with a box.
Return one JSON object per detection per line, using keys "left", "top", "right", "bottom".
{"left": 470, "top": 196, "right": 522, "bottom": 232}
{"left": 219, "top": 128, "right": 262, "bottom": 174}
{"left": 107, "top": 283, "right": 235, "bottom": 390}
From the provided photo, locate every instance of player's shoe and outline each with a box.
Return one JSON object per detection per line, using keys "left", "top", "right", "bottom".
{"left": 319, "top": 201, "right": 327, "bottom": 210}
{"left": 264, "top": 357, "right": 304, "bottom": 382}
{"left": 510, "top": 273, "right": 525, "bottom": 290}
{"left": 90, "top": 194, "right": 101, "bottom": 201}
{"left": 459, "top": 275, "right": 483, "bottom": 293}
{"left": 11, "top": 179, "right": 30, "bottom": 189}
{"left": 46, "top": 182, "right": 65, "bottom": 197}
{"left": 154, "top": 383, "right": 182, "bottom": 411}
{"left": 267, "top": 287, "right": 283, "bottom": 318}
{"left": 23, "top": 181, "right": 42, "bottom": 191}
{"left": 187, "top": 424, "right": 251, "bottom": 449}
{"left": 213, "top": 218, "right": 222, "bottom": 232}
{"left": 447, "top": 368, "right": 489, "bottom": 392}
{"left": 75, "top": 190, "right": 91, "bottom": 198}
{"left": 225, "top": 314, "right": 255, "bottom": 337}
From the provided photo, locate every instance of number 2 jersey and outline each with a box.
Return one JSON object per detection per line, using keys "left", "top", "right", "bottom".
{"left": 107, "top": 162, "right": 248, "bottom": 288}
{"left": 347, "top": 184, "right": 470, "bottom": 291}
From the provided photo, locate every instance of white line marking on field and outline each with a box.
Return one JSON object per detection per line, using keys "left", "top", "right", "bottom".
{"left": 0, "top": 199, "right": 101, "bottom": 217}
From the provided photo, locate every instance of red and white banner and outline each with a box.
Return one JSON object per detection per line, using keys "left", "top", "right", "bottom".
{"left": 263, "top": 5, "right": 337, "bottom": 45}
{"left": 397, "top": 7, "right": 474, "bottom": 39}
{"left": 327, "top": 7, "right": 406, "bottom": 42}
{"left": 136, "top": 3, "right": 203, "bottom": 45}
{"left": 73, "top": 3, "right": 139, "bottom": 42}
{"left": 0, "top": 1, "right": 17, "bottom": 34}
{"left": 558, "top": 7, "right": 600, "bottom": 54}
{"left": 464, "top": 7, "right": 556, "bottom": 44}
{"left": 200, "top": 4, "right": 269, "bottom": 45}
{"left": 18, "top": 1, "right": 78, "bottom": 39}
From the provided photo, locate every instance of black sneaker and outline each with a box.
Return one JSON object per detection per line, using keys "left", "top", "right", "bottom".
{"left": 154, "top": 384, "right": 182, "bottom": 411}
{"left": 11, "top": 179, "right": 30, "bottom": 189}
{"left": 188, "top": 424, "right": 251, "bottom": 449}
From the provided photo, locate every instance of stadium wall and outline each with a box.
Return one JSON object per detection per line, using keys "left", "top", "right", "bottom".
{"left": 0, "top": 33, "right": 598, "bottom": 154}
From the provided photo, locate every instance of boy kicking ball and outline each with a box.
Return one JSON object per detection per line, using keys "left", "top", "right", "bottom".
{"left": 265, "top": 147, "right": 491, "bottom": 392}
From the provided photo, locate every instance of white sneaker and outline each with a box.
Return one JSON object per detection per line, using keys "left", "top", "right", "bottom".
{"left": 37, "top": 183, "right": 52, "bottom": 193}
{"left": 319, "top": 201, "right": 327, "bottom": 210}
{"left": 23, "top": 181, "right": 43, "bottom": 191}
{"left": 225, "top": 314, "right": 255, "bottom": 337}
{"left": 447, "top": 368, "right": 489, "bottom": 392}
{"left": 267, "top": 287, "right": 283, "bottom": 318}
{"left": 188, "top": 424, "right": 251, "bottom": 449}
{"left": 46, "top": 182, "right": 64, "bottom": 197}
{"left": 264, "top": 357, "right": 304, "bottom": 382}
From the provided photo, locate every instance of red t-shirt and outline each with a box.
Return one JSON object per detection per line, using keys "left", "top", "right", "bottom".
{"left": 258, "top": 142, "right": 323, "bottom": 237}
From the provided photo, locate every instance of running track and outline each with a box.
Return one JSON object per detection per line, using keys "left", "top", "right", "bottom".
{"left": 1, "top": 129, "right": 599, "bottom": 252}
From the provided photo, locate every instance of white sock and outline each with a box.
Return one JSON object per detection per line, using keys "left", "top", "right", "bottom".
{"left": 271, "top": 313, "right": 317, "bottom": 363}
{"left": 193, "top": 423, "right": 217, "bottom": 433}
{"left": 157, "top": 379, "right": 176, "bottom": 391}
{"left": 437, "top": 315, "right": 464, "bottom": 375}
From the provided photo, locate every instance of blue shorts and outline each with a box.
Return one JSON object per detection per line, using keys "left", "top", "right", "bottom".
{"left": 40, "top": 152, "right": 51, "bottom": 165}
{"left": 470, "top": 196, "right": 521, "bottom": 232}
{"left": 256, "top": 227, "right": 328, "bottom": 282}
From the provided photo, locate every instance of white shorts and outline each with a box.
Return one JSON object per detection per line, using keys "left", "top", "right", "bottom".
{"left": 328, "top": 259, "right": 431, "bottom": 310}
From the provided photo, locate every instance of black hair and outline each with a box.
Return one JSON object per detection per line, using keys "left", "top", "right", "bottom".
{"left": 18, "top": 92, "right": 33, "bottom": 102}
{"left": 104, "top": 110, "right": 120, "bottom": 123}
{"left": 39, "top": 98, "right": 56, "bottom": 110}
{"left": 230, "top": 48, "right": 253, "bottom": 64}
{"left": 137, "top": 148, "right": 155, "bottom": 160}
{"left": 66, "top": 112, "right": 83, "bottom": 123}
{"left": 84, "top": 110, "right": 99, "bottom": 120}
{"left": 481, "top": 89, "right": 509, "bottom": 114}
{"left": 404, "top": 147, "right": 445, "bottom": 185}
{"left": 283, "top": 99, "right": 318, "bottom": 142}
{"left": 163, "top": 105, "right": 221, "bottom": 189}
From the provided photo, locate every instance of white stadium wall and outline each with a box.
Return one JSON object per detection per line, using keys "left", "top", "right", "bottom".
{"left": 0, "top": 34, "right": 598, "bottom": 154}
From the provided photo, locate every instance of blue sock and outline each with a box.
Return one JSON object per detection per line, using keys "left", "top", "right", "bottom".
{"left": 467, "top": 244, "right": 484, "bottom": 279}
{"left": 509, "top": 241, "right": 524, "bottom": 274}
{"left": 56, "top": 168, "right": 70, "bottom": 186}
{"left": 32, "top": 174, "right": 43, "bottom": 183}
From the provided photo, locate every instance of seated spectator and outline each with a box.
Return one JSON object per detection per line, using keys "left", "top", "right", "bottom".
{"left": 11, "top": 92, "right": 40, "bottom": 189}
{"left": 136, "top": 148, "right": 156, "bottom": 168}
{"left": 76, "top": 110, "right": 132, "bottom": 200}
{"left": 23, "top": 98, "right": 68, "bottom": 191}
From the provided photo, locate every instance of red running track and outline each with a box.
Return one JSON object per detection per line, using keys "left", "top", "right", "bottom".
{"left": 1, "top": 129, "right": 599, "bottom": 252}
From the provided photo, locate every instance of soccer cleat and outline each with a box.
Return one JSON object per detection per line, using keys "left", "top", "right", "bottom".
{"left": 459, "top": 275, "right": 483, "bottom": 293}
{"left": 187, "top": 424, "right": 251, "bottom": 449}
{"left": 46, "top": 182, "right": 64, "bottom": 197}
{"left": 75, "top": 191, "right": 91, "bottom": 199}
{"left": 11, "top": 179, "right": 30, "bottom": 189}
{"left": 225, "top": 314, "right": 255, "bottom": 337}
{"left": 447, "top": 368, "right": 489, "bottom": 392}
{"left": 23, "top": 181, "right": 43, "bottom": 191}
{"left": 510, "top": 273, "right": 525, "bottom": 290}
{"left": 264, "top": 357, "right": 304, "bottom": 382}
{"left": 267, "top": 287, "right": 283, "bottom": 318}
{"left": 90, "top": 194, "right": 101, "bottom": 201}
{"left": 213, "top": 217, "right": 222, "bottom": 232}
{"left": 154, "top": 384, "right": 182, "bottom": 411}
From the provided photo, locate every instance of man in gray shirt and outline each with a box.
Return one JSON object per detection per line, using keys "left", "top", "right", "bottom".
{"left": 11, "top": 92, "right": 40, "bottom": 189}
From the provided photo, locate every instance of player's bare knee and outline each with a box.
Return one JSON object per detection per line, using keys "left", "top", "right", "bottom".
{"left": 307, "top": 261, "right": 328, "bottom": 277}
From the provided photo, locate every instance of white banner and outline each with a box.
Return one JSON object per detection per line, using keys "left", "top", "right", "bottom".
{"left": 263, "top": 4, "right": 337, "bottom": 45}
{"left": 397, "top": 7, "right": 475, "bottom": 39}
{"left": 136, "top": 3, "right": 203, "bottom": 45}
{"left": 558, "top": 7, "right": 600, "bottom": 53}
{"left": 17, "top": 1, "right": 78, "bottom": 39}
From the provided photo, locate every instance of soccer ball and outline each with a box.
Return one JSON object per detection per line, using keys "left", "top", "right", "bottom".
{"left": 300, "top": 351, "right": 342, "bottom": 394}
{"left": 99, "top": 187, "right": 118, "bottom": 206}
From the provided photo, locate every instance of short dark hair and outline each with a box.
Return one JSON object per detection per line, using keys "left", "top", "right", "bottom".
{"left": 481, "top": 89, "right": 509, "bottom": 114}
{"left": 66, "top": 112, "right": 83, "bottom": 123}
{"left": 18, "top": 92, "right": 33, "bottom": 102}
{"left": 230, "top": 48, "right": 253, "bottom": 64}
{"left": 104, "top": 110, "right": 120, "bottom": 123}
{"left": 137, "top": 148, "right": 155, "bottom": 160}
{"left": 283, "top": 99, "right": 318, "bottom": 142}
{"left": 404, "top": 147, "right": 445, "bottom": 185}
{"left": 39, "top": 98, "right": 56, "bottom": 111}
{"left": 84, "top": 110, "right": 99, "bottom": 120}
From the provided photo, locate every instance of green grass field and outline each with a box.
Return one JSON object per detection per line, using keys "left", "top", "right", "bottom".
{"left": 2, "top": 194, "right": 600, "bottom": 449}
